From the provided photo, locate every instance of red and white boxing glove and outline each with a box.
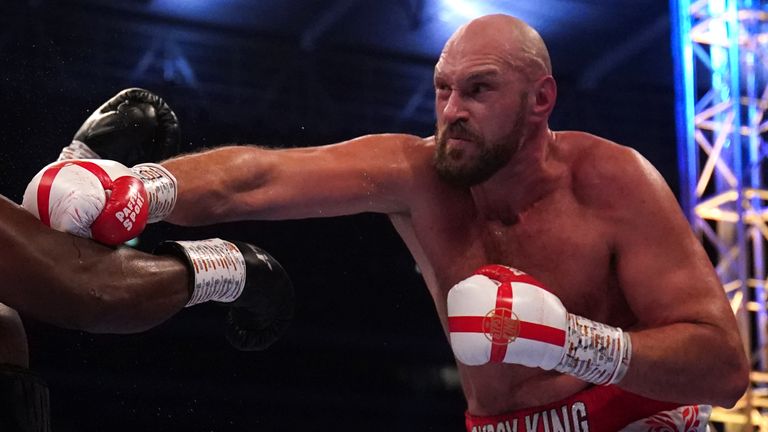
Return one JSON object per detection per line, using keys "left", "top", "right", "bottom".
{"left": 447, "top": 265, "right": 632, "bottom": 386}
{"left": 22, "top": 159, "right": 177, "bottom": 245}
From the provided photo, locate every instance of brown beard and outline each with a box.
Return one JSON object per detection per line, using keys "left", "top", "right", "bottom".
{"left": 433, "top": 99, "right": 528, "bottom": 187}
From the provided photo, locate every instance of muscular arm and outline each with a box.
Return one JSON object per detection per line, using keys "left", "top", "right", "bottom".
{"left": 594, "top": 147, "right": 748, "bottom": 407}
{"left": 161, "top": 134, "right": 425, "bottom": 225}
{"left": 0, "top": 195, "right": 189, "bottom": 334}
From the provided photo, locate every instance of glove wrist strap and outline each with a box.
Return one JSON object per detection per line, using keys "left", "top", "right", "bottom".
{"left": 156, "top": 239, "right": 247, "bottom": 307}
{"left": 131, "top": 163, "right": 177, "bottom": 222}
{"left": 553, "top": 313, "right": 632, "bottom": 385}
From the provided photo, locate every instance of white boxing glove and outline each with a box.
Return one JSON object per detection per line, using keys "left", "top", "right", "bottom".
{"left": 23, "top": 159, "right": 177, "bottom": 245}
{"left": 447, "top": 265, "right": 632, "bottom": 385}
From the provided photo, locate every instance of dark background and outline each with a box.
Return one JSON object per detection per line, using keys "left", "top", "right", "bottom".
{"left": 1, "top": 0, "right": 678, "bottom": 430}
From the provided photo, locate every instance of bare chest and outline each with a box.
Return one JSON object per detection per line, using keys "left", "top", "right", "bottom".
{"left": 394, "top": 194, "right": 627, "bottom": 324}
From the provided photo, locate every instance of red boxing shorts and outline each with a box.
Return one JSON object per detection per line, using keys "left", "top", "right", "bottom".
{"left": 464, "top": 385, "right": 711, "bottom": 432}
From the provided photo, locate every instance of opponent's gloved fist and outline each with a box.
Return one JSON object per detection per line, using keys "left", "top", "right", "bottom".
{"left": 224, "top": 242, "right": 295, "bottom": 351}
{"left": 22, "top": 159, "right": 149, "bottom": 246}
{"left": 154, "top": 239, "right": 294, "bottom": 351}
{"left": 447, "top": 265, "right": 632, "bottom": 385}
{"left": 59, "top": 88, "right": 182, "bottom": 166}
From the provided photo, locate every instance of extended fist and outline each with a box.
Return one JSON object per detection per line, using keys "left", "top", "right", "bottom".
{"left": 154, "top": 239, "right": 295, "bottom": 351}
{"left": 23, "top": 160, "right": 149, "bottom": 246}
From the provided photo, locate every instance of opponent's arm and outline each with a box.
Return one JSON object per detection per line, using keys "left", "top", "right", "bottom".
{"left": 1, "top": 194, "right": 188, "bottom": 333}
{"left": 161, "top": 133, "right": 424, "bottom": 225}
{"left": 2, "top": 194, "right": 293, "bottom": 349}
{"left": 608, "top": 148, "right": 747, "bottom": 407}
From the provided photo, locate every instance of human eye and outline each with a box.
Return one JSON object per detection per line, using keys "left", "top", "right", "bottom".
{"left": 434, "top": 81, "right": 451, "bottom": 97}
{"left": 470, "top": 82, "right": 491, "bottom": 95}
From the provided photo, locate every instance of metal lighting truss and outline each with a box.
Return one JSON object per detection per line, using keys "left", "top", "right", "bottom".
{"left": 673, "top": 0, "right": 768, "bottom": 429}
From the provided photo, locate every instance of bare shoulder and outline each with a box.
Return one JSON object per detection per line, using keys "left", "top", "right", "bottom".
{"left": 284, "top": 133, "right": 438, "bottom": 216}
{"left": 338, "top": 133, "right": 433, "bottom": 165}
{"left": 336, "top": 134, "right": 462, "bottom": 215}
{"left": 562, "top": 131, "right": 671, "bottom": 216}
{"left": 328, "top": 132, "right": 428, "bottom": 151}
{"left": 332, "top": 133, "right": 438, "bottom": 185}
{"left": 312, "top": 133, "right": 431, "bottom": 169}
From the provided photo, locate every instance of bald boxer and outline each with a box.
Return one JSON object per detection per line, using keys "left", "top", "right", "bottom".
{"left": 36, "top": 14, "right": 748, "bottom": 431}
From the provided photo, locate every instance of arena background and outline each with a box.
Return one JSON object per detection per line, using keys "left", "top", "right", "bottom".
{"left": 1, "top": 1, "right": 677, "bottom": 431}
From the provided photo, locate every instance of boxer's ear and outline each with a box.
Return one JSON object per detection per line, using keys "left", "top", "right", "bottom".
{"left": 528, "top": 75, "right": 556, "bottom": 122}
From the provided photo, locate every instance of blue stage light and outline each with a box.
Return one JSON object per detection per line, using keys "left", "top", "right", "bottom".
{"left": 148, "top": 0, "right": 231, "bottom": 20}
{"left": 439, "top": 0, "right": 486, "bottom": 21}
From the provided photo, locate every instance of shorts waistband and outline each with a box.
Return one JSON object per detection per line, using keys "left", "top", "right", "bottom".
{"left": 465, "top": 385, "right": 681, "bottom": 432}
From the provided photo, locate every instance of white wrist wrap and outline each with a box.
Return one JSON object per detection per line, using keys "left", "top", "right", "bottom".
{"left": 554, "top": 313, "right": 632, "bottom": 385}
{"left": 58, "top": 140, "right": 101, "bottom": 161}
{"left": 131, "top": 163, "right": 177, "bottom": 223}
{"left": 174, "top": 239, "right": 247, "bottom": 307}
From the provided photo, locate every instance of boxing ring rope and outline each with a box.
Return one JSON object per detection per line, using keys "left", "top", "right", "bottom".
{"left": 672, "top": 0, "right": 768, "bottom": 429}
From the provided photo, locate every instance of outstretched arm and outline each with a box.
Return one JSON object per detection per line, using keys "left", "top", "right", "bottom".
{"left": 161, "top": 134, "right": 426, "bottom": 225}
{"left": 0, "top": 194, "right": 189, "bottom": 333}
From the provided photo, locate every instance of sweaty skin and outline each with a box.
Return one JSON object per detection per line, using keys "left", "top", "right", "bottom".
{"left": 160, "top": 15, "right": 748, "bottom": 414}
{"left": 0, "top": 194, "right": 189, "bottom": 334}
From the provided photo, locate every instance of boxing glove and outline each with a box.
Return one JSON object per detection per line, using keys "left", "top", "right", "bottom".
{"left": 154, "top": 239, "right": 295, "bottom": 351}
{"left": 22, "top": 159, "right": 176, "bottom": 245}
{"left": 58, "top": 88, "right": 183, "bottom": 166}
{"left": 22, "top": 160, "right": 149, "bottom": 245}
{"left": 447, "top": 265, "right": 632, "bottom": 385}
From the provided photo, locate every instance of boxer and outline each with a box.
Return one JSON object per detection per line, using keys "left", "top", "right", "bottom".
{"left": 31, "top": 14, "right": 748, "bottom": 430}
{"left": 0, "top": 194, "right": 293, "bottom": 430}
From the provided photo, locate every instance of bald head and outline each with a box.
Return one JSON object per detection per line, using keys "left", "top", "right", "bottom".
{"left": 432, "top": 14, "right": 558, "bottom": 185}
{"left": 439, "top": 14, "right": 551, "bottom": 80}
